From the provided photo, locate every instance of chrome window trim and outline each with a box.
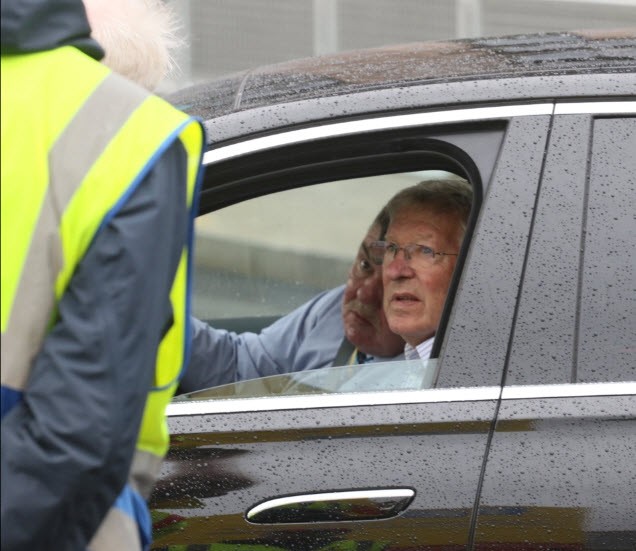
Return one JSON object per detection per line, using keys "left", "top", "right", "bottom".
{"left": 167, "top": 381, "right": 636, "bottom": 416}
{"left": 554, "top": 101, "right": 636, "bottom": 115}
{"left": 502, "top": 381, "right": 636, "bottom": 400}
{"left": 202, "top": 101, "right": 636, "bottom": 166}
{"left": 203, "top": 103, "right": 554, "bottom": 165}
{"left": 167, "top": 386, "right": 501, "bottom": 416}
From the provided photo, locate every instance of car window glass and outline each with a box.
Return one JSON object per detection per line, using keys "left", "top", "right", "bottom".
{"left": 176, "top": 358, "right": 440, "bottom": 401}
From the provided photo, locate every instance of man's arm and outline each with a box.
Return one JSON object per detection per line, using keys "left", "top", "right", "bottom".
{"left": 0, "top": 141, "right": 188, "bottom": 551}
{"left": 181, "top": 286, "right": 346, "bottom": 393}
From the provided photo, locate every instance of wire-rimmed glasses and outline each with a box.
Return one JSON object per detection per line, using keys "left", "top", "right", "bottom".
{"left": 369, "top": 240, "right": 458, "bottom": 268}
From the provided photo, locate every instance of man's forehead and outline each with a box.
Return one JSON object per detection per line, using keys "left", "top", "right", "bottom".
{"left": 387, "top": 206, "right": 460, "bottom": 239}
{"left": 386, "top": 221, "right": 443, "bottom": 240}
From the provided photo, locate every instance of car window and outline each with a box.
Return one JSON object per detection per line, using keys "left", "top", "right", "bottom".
{"left": 184, "top": 167, "right": 474, "bottom": 399}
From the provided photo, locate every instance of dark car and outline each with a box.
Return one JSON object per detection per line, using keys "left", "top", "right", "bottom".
{"left": 150, "top": 30, "right": 636, "bottom": 550}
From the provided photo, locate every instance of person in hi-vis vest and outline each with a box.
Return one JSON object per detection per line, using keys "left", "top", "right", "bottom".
{"left": 0, "top": 0, "right": 204, "bottom": 549}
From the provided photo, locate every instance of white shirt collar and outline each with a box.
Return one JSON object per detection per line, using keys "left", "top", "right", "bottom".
{"left": 404, "top": 336, "right": 434, "bottom": 361}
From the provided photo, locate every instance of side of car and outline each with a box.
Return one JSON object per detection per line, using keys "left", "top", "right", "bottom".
{"left": 149, "top": 94, "right": 635, "bottom": 549}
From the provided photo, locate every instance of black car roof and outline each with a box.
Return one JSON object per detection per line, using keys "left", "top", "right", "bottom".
{"left": 167, "top": 30, "right": 636, "bottom": 146}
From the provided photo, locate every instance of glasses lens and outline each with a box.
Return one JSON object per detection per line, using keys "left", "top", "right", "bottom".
{"left": 409, "top": 244, "right": 436, "bottom": 267}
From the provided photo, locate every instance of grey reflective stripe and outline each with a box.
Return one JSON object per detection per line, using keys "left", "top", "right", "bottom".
{"left": 0, "top": 189, "right": 60, "bottom": 389}
{"left": 48, "top": 72, "right": 147, "bottom": 211}
{"left": 0, "top": 73, "right": 147, "bottom": 390}
{"left": 87, "top": 506, "right": 142, "bottom": 551}
{"left": 130, "top": 448, "right": 165, "bottom": 499}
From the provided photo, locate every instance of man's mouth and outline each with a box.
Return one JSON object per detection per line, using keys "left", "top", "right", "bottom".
{"left": 392, "top": 292, "right": 420, "bottom": 303}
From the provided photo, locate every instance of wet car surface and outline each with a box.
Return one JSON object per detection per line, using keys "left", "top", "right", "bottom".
{"left": 151, "top": 31, "right": 636, "bottom": 550}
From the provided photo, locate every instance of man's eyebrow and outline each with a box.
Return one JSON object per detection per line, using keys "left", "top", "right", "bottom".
{"left": 385, "top": 231, "right": 437, "bottom": 243}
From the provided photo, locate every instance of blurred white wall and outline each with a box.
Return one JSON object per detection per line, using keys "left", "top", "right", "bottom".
{"left": 160, "top": 0, "right": 636, "bottom": 92}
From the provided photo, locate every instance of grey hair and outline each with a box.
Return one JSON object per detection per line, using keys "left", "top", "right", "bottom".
{"left": 84, "top": 0, "right": 184, "bottom": 90}
{"left": 385, "top": 177, "right": 473, "bottom": 240}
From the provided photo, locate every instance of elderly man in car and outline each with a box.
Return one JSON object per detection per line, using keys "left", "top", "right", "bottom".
{"left": 370, "top": 178, "right": 472, "bottom": 361}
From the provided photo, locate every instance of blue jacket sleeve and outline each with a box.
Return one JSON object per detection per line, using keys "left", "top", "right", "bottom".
{"left": 181, "top": 286, "right": 346, "bottom": 393}
{"left": 0, "top": 141, "right": 188, "bottom": 551}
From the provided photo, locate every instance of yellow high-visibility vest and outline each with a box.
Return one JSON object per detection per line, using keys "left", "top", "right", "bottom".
{"left": 1, "top": 45, "right": 204, "bottom": 548}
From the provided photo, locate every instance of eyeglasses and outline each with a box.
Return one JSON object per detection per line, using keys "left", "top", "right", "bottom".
{"left": 369, "top": 240, "right": 458, "bottom": 267}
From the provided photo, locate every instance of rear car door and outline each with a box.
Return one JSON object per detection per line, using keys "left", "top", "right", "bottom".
{"left": 149, "top": 104, "right": 552, "bottom": 550}
{"left": 474, "top": 103, "right": 636, "bottom": 550}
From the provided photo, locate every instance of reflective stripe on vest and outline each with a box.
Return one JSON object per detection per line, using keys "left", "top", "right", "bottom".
{"left": 1, "top": 46, "right": 204, "bottom": 547}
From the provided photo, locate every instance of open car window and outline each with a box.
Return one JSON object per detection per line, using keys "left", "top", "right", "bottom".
{"left": 182, "top": 167, "right": 473, "bottom": 398}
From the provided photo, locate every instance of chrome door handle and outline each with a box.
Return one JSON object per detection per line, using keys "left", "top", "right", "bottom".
{"left": 246, "top": 488, "right": 415, "bottom": 524}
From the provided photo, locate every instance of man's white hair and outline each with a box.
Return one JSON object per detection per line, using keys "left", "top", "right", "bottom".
{"left": 84, "top": 0, "right": 184, "bottom": 90}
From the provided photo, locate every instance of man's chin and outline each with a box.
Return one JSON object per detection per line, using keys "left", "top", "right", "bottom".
{"left": 392, "top": 325, "right": 436, "bottom": 347}
{"left": 387, "top": 319, "right": 422, "bottom": 342}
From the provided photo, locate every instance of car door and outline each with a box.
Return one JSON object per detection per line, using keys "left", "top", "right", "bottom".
{"left": 149, "top": 104, "right": 552, "bottom": 550}
{"left": 474, "top": 104, "right": 636, "bottom": 550}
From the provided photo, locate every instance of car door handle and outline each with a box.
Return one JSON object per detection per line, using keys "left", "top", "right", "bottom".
{"left": 246, "top": 488, "right": 415, "bottom": 524}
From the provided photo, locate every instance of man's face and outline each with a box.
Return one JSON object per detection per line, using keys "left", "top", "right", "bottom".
{"left": 382, "top": 206, "right": 462, "bottom": 346}
{"left": 341, "top": 225, "right": 405, "bottom": 358}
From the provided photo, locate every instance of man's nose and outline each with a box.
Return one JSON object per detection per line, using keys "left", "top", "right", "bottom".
{"left": 383, "top": 251, "right": 414, "bottom": 280}
{"left": 357, "top": 271, "right": 382, "bottom": 304}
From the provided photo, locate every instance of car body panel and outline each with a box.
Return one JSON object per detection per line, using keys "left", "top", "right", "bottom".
{"left": 153, "top": 397, "right": 498, "bottom": 549}
{"left": 476, "top": 389, "right": 636, "bottom": 549}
